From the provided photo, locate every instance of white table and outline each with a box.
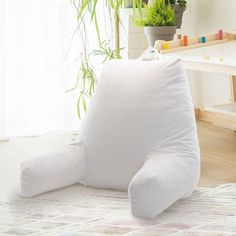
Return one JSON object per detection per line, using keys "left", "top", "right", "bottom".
{"left": 157, "top": 38, "right": 236, "bottom": 130}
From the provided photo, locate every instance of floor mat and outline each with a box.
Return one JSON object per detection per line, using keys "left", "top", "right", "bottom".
{"left": 0, "top": 184, "right": 236, "bottom": 236}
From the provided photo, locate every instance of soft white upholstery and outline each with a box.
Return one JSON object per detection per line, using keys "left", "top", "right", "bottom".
{"left": 20, "top": 145, "right": 86, "bottom": 197}
{"left": 129, "top": 149, "right": 199, "bottom": 218}
{"left": 20, "top": 58, "right": 200, "bottom": 218}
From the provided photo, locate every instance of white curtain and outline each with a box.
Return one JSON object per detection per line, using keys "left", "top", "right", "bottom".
{"left": 0, "top": 0, "right": 82, "bottom": 137}
{"left": 0, "top": 0, "right": 7, "bottom": 139}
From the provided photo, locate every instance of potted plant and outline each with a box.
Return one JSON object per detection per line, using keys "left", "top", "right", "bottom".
{"left": 136, "top": 0, "right": 176, "bottom": 47}
{"left": 165, "top": 0, "right": 187, "bottom": 28}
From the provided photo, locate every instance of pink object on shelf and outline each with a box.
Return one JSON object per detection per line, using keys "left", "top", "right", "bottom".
{"left": 218, "top": 30, "right": 224, "bottom": 40}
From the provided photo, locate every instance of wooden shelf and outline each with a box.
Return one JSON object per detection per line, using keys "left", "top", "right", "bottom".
{"left": 159, "top": 39, "right": 229, "bottom": 54}
{"left": 155, "top": 31, "right": 236, "bottom": 54}
{"left": 198, "top": 103, "right": 236, "bottom": 130}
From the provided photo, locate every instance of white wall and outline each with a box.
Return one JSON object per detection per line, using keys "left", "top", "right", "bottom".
{"left": 182, "top": 0, "right": 236, "bottom": 107}
{"left": 194, "top": 0, "right": 236, "bottom": 34}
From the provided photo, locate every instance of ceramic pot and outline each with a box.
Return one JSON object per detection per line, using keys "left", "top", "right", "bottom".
{"left": 144, "top": 26, "right": 177, "bottom": 46}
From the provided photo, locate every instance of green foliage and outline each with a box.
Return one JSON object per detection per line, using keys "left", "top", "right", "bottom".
{"left": 70, "top": 0, "right": 144, "bottom": 119}
{"left": 91, "top": 40, "right": 124, "bottom": 64}
{"left": 66, "top": 53, "right": 96, "bottom": 119}
{"left": 136, "top": 0, "right": 176, "bottom": 27}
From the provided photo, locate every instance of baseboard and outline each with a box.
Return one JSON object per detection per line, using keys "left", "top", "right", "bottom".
{"left": 196, "top": 107, "right": 236, "bottom": 130}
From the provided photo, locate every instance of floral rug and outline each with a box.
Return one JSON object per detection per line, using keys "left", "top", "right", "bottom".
{"left": 0, "top": 184, "right": 236, "bottom": 236}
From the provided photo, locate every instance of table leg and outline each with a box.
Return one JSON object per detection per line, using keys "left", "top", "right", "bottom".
{"left": 230, "top": 75, "right": 236, "bottom": 102}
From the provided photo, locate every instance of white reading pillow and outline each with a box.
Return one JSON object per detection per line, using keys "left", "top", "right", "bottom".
{"left": 20, "top": 57, "right": 200, "bottom": 218}
{"left": 81, "top": 58, "right": 200, "bottom": 189}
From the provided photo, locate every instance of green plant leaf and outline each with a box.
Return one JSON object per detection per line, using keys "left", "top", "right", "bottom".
{"left": 82, "top": 95, "right": 87, "bottom": 111}
{"left": 135, "top": 0, "right": 176, "bottom": 26}
{"left": 77, "top": 94, "right": 81, "bottom": 119}
{"left": 94, "top": 12, "right": 101, "bottom": 46}
{"left": 70, "top": 0, "right": 132, "bottom": 120}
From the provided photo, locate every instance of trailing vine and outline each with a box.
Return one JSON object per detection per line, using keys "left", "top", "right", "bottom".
{"left": 70, "top": 0, "right": 143, "bottom": 119}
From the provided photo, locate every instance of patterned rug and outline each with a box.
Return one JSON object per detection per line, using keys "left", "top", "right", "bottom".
{"left": 0, "top": 184, "right": 236, "bottom": 236}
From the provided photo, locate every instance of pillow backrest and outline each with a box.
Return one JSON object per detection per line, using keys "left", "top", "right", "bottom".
{"left": 81, "top": 58, "right": 196, "bottom": 190}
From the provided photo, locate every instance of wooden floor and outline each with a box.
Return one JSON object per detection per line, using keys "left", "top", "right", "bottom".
{"left": 198, "top": 121, "right": 236, "bottom": 186}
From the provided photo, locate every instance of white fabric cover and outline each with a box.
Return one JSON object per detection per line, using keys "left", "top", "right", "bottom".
{"left": 20, "top": 58, "right": 200, "bottom": 218}
{"left": 20, "top": 145, "right": 86, "bottom": 197}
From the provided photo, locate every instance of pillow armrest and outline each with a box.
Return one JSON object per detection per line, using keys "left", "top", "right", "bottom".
{"left": 20, "top": 144, "right": 87, "bottom": 197}
{"left": 128, "top": 150, "right": 200, "bottom": 218}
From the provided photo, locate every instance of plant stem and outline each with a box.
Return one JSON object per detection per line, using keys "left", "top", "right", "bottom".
{"left": 114, "top": 12, "right": 121, "bottom": 59}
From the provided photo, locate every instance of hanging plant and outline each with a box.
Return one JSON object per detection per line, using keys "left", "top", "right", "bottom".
{"left": 69, "top": 0, "right": 143, "bottom": 119}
